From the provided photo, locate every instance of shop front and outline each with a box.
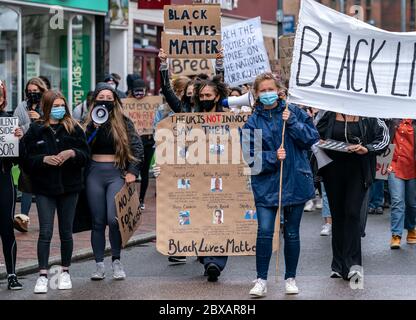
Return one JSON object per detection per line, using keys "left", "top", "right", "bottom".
{"left": 0, "top": 0, "right": 108, "bottom": 111}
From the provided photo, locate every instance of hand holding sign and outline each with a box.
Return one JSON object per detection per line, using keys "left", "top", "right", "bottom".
{"left": 158, "top": 48, "right": 168, "bottom": 64}
{"left": 125, "top": 173, "right": 137, "bottom": 184}
{"left": 14, "top": 127, "right": 23, "bottom": 139}
{"left": 347, "top": 144, "right": 368, "bottom": 155}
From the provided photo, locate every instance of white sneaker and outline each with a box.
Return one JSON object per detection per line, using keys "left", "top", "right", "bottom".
{"left": 304, "top": 200, "right": 315, "bottom": 212}
{"left": 34, "top": 276, "right": 48, "bottom": 294}
{"left": 314, "top": 198, "right": 323, "bottom": 209}
{"left": 249, "top": 278, "right": 267, "bottom": 297}
{"left": 91, "top": 262, "right": 105, "bottom": 280}
{"left": 320, "top": 223, "right": 332, "bottom": 236}
{"left": 285, "top": 278, "right": 299, "bottom": 295}
{"left": 112, "top": 260, "right": 126, "bottom": 280}
{"left": 58, "top": 272, "right": 72, "bottom": 290}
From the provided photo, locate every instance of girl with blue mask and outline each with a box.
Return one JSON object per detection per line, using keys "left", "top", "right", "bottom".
{"left": 21, "top": 90, "right": 90, "bottom": 294}
{"left": 242, "top": 73, "right": 319, "bottom": 297}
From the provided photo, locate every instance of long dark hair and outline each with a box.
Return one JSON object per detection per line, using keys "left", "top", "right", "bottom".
{"left": 193, "top": 75, "right": 229, "bottom": 112}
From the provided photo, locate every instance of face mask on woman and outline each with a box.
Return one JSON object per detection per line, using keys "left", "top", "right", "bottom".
{"left": 259, "top": 92, "right": 279, "bottom": 106}
{"left": 97, "top": 100, "right": 115, "bottom": 113}
{"left": 50, "top": 106, "right": 66, "bottom": 120}
{"left": 27, "top": 92, "right": 42, "bottom": 105}
{"left": 200, "top": 99, "right": 216, "bottom": 112}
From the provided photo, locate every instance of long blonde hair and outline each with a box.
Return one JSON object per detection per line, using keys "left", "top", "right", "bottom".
{"left": 84, "top": 97, "right": 136, "bottom": 169}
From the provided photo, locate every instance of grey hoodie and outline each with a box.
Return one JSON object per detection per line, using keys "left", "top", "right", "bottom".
{"left": 13, "top": 101, "right": 31, "bottom": 134}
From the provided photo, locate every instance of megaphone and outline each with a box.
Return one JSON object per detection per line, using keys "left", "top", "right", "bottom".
{"left": 221, "top": 91, "right": 255, "bottom": 108}
{"left": 91, "top": 105, "right": 109, "bottom": 125}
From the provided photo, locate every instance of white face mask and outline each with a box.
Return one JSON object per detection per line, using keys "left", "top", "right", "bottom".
{"left": 108, "top": 83, "right": 116, "bottom": 90}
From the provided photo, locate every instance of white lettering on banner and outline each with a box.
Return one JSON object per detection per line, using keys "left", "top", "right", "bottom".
{"left": 290, "top": 0, "right": 416, "bottom": 119}
{"left": 0, "top": 117, "right": 19, "bottom": 157}
{"left": 222, "top": 17, "right": 271, "bottom": 87}
{"left": 376, "top": 144, "right": 395, "bottom": 180}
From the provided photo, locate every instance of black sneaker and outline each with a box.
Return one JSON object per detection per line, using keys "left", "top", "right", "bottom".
{"left": 168, "top": 256, "right": 187, "bottom": 264}
{"left": 206, "top": 263, "right": 221, "bottom": 282}
{"left": 330, "top": 271, "right": 342, "bottom": 279}
{"left": 139, "top": 203, "right": 145, "bottom": 211}
{"left": 375, "top": 207, "right": 384, "bottom": 215}
{"left": 7, "top": 275, "right": 23, "bottom": 290}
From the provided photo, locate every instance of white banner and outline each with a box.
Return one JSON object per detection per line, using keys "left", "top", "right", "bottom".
{"left": 0, "top": 117, "right": 19, "bottom": 157}
{"left": 222, "top": 17, "right": 271, "bottom": 87}
{"left": 289, "top": 0, "right": 416, "bottom": 119}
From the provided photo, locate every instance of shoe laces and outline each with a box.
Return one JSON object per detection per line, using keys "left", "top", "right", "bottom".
{"left": 393, "top": 235, "right": 401, "bottom": 240}
{"left": 8, "top": 275, "right": 18, "bottom": 285}
{"left": 252, "top": 279, "right": 266, "bottom": 289}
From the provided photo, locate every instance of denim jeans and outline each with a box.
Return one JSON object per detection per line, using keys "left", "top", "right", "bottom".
{"left": 21, "top": 192, "right": 33, "bottom": 216}
{"left": 256, "top": 203, "right": 304, "bottom": 280}
{"left": 369, "top": 180, "right": 384, "bottom": 209}
{"left": 321, "top": 183, "right": 331, "bottom": 218}
{"left": 388, "top": 172, "right": 416, "bottom": 237}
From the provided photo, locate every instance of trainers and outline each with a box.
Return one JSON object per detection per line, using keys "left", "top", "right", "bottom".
{"left": 390, "top": 235, "right": 401, "bottom": 249}
{"left": 347, "top": 269, "right": 363, "bottom": 281}
{"left": 303, "top": 200, "right": 315, "bottom": 212}
{"left": 91, "top": 262, "right": 106, "bottom": 280}
{"left": 375, "top": 207, "right": 384, "bottom": 215}
{"left": 330, "top": 271, "right": 342, "bottom": 279}
{"left": 13, "top": 214, "right": 30, "bottom": 232}
{"left": 320, "top": 223, "right": 332, "bottom": 236}
{"left": 58, "top": 272, "right": 72, "bottom": 290}
{"left": 314, "top": 198, "right": 323, "bottom": 210}
{"left": 407, "top": 229, "right": 416, "bottom": 244}
{"left": 249, "top": 278, "right": 267, "bottom": 297}
{"left": 285, "top": 278, "right": 299, "bottom": 295}
{"left": 206, "top": 263, "right": 221, "bottom": 282}
{"left": 139, "top": 202, "right": 145, "bottom": 211}
{"left": 168, "top": 256, "right": 187, "bottom": 264}
{"left": 112, "top": 260, "right": 126, "bottom": 280}
{"left": 7, "top": 275, "right": 23, "bottom": 290}
{"left": 368, "top": 208, "right": 376, "bottom": 215}
{"left": 34, "top": 276, "right": 48, "bottom": 294}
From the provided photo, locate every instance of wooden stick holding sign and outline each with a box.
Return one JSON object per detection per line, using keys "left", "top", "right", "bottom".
{"left": 115, "top": 183, "right": 142, "bottom": 248}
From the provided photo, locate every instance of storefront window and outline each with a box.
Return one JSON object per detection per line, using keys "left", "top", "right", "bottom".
{"left": 0, "top": 7, "right": 19, "bottom": 111}
{"left": 133, "top": 23, "right": 161, "bottom": 50}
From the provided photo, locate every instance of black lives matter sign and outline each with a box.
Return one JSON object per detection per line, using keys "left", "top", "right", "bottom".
{"left": 0, "top": 117, "right": 19, "bottom": 157}
{"left": 162, "top": 5, "right": 221, "bottom": 59}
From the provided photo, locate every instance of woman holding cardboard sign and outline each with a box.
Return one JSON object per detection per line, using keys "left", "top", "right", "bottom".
{"left": 0, "top": 80, "right": 24, "bottom": 290}
{"left": 21, "top": 90, "right": 89, "bottom": 293}
{"left": 84, "top": 83, "right": 143, "bottom": 281}
{"left": 242, "top": 73, "right": 319, "bottom": 297}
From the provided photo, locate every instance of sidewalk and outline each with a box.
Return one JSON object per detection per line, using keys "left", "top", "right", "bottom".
{"left": 0, "top": 179, "right": 156, "bottom": 278}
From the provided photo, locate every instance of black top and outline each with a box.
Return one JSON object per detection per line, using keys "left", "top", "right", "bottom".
{"left": 326, "top": 120, "right": 361, "bottom": 162}
{"left": 90, "top": 122, "right": 116, "bottom": 155}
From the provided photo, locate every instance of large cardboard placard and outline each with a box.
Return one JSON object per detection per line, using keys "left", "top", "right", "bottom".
{"left": 162, "top": 33, "right": 221, "bottom": 59}
{"left": 115, "top": 183, "right": 142, "bottom": 248}
{"left": 122, "top": 96, "right": 162, "bottom": 136}
{"left": 164, "top": 5, "right": 221, "bottom": 31}
{"left": 278, "top": 34, "right": 295, "bottom": 83}
{"left": 171, "top": 58, "right": 214, "bottom": 77}
{"left": 0, "top": 117, "right": 19, "bottom": 157}
{"left": 155, "top": 113, "right": 279, "bottom": 256}
{"left": 222, "top": 17, "right": 271, "bottom": 86}
{"left": 376, "top": 144, "right": 395, "bottom": 180}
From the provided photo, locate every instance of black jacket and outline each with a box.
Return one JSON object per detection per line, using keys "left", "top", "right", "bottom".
{"left": 316, "top": 112, "right": 390, "bottom": 187}
{"left": 86, "top": 116, "right": 144, "bottom": 177}
{"left": 21, "top": 121, "right": 90, "bottom": 196}
{"left": 0, "top": 111, "right": 19, "bottom": 173}
{"left": 386, "top": 119, "right": 416, "bottom": 160}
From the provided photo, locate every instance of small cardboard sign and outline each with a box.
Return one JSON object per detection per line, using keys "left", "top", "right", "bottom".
{"left": 122, "top": 96, "right": 162, "bottom": 136}
{"left": 162, "top": 33, "right": 221, "bottom": 59}
{"left": 115, "top": 183, "right": 142, "bottom": 248}
{"left": 376, "top": 144, "right": 395, "bottom": 180}
{"left": 0, "top": 117, "right": 19, "bottom": 157}
{"left": 164, "top": 5, "right": 221, "bottom": 30}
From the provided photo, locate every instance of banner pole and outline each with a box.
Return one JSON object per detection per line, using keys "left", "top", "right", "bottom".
{"left": 275, "top": 101, "right": 289, "bottom": 283}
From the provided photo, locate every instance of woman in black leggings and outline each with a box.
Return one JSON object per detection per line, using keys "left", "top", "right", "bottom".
{"left": 0, "top": 80, "right": 24, "bottom": 290}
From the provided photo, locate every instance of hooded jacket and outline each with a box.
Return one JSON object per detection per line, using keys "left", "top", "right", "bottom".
{"left": 242, "top": 100, "right": 320, "bottom": 207}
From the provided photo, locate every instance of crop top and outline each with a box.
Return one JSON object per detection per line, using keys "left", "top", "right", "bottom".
{"left": 89, "top": 122, "right": 116, "bottom": 155}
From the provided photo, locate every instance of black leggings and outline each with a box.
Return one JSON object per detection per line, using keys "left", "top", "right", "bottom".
{"left": 0, "top": 170, "right": 17, "bottom": 275}
{"left": 139, "top": 137, "right": 155, "bottom": 203}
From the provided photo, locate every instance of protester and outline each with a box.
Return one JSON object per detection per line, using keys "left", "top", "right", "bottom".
{"left": 38, "top": 76, "right": 51, "bottom": 90}
{"left": 104, "top": 73, "right": 127, "bottom": 99}
{"left": 72, "top": 91, "right": 94, "bottom": 123}
{"left": 21, "top": 90, "right": 89, "bottom": 293}
{"left": 0, "top": 80, "right": 24, "bottom": 290}
{"left": 242, "top": 72, "right": 319, "bottom": 297}
{"left": 320, "top": 183, "right": 332, "bottom": 236}
{"left": 127, "top": 79, "right": 154, "bottom": 210}
{"left": 13, "top": 77, "right": 48, "bottom": 232}
{"left": 126, "top": 74, "right": 141, "bottom": 97}
{"left": 387, "top": 119, "right": 416, "bottom": 249}
{"left": 317, "top": 112, "right": 389, "bottom": 280}
{"left": 84, "top": 82, "right": 143, "bottom": 280}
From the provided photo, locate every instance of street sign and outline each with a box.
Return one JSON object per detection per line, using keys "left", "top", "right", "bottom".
{"left": 283, "top": 15, "right": 295, "bottom": 34}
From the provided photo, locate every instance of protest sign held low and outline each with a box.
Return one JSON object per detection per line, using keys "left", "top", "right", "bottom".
{"left": 290, "top": 0, "right": 416, "bottom": 119}
{"left": 115, "top": 183, "right": 142, "bottom": 248}
{"left": 122, "top": 96, "right": 162, "bottom": 136}
{"left": 154, "top": 113, "right": 278, "bottom": 256}
{"left": 0, "top": 117, "right": 19, "bottom": 157}
{"left": 376, "top": 144, "right": 395, "bottom": 180}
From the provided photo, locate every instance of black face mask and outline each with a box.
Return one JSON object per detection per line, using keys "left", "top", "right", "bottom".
{"left": 96, "top": 100, "right": 115, "bottom": 113}
{"left": 199, "top": 99, "right": 216, "bottom": 112}
{"left": 27, "top": 92, "right": 42, "bottom": 106}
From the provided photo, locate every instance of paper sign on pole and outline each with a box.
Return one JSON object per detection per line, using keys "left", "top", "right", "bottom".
{"left": 0, "top": 117, "right": 19, "bottom": 157}
{"left": 290, "top": 0, "right": 416, "bottom": 119}
{"left": 376, "top": 144, "right": 395, "bottom": 180}
{"left": 155, "top": 113, "right": 279, "bottom": 256}
{"left": 222, "top": 17, "right": 271, "bottom": 86}
{"left": 122, "top": 96, "right": 162, "bottom": 136}
{"left": 115, "top": 183, "right": 142, "bottom": 248}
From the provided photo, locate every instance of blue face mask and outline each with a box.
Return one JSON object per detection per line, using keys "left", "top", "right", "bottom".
{"left": 50, "top": 106, "right": 66, "bottom": 120}
{"left": 259, "top": 92, "right": 279, "bottom": 106}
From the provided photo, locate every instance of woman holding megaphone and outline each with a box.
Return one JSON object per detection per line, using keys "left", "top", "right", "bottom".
{"left": 84, "top": 83, "right": 144, "bottom": 281}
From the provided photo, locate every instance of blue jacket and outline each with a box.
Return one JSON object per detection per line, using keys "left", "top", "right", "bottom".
{"left": 242, "top": 101, "right": 319, "bottom": 208}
